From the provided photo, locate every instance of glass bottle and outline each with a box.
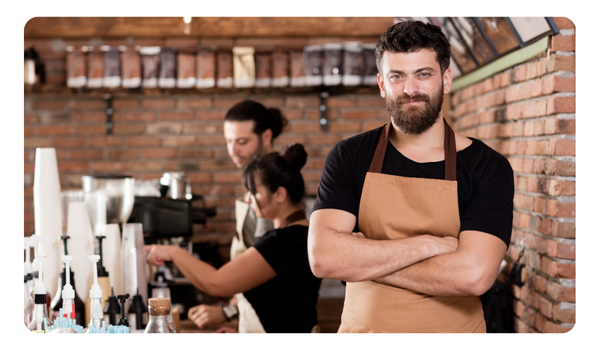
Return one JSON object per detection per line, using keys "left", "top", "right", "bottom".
{"left": 27, "top": 290, "right": 54, "bottom": 333}
{"left": 24, "top": 273, "right": 34, "bottom": 326}
{"left": 144, "top": 298, "right": 176, "bottom": 333}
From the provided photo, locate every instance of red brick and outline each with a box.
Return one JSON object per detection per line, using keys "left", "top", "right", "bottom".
{"left": 326, "top": 96, "right": 356, "bottom": 108}
{"left": 183, "top": 123, "right": 220, "bottom": 134}
{"left": 200, "top": 160, "right": 237, "bottom": 171}
{"left": 24, "top": 113, "right": 40, "bottom": 124}
{"left": 547, "top": 96, "right": 575, "bottom": 114}
{"left": 116, "top": 112, "right": 156, "bottom": 122}
{"left": 31, "top": 100, "right": 65, "bottom": 110}
{"left": 550, "top": 35, "right": 575, "bottom": 52}
{"left": 547, "top": 280, "right": 575, "bottom": 302}
{"left": 542, "top": 75, "right": 575, "bottom": 95}
{"left": 552, "top": 221, "right": 575, "bottom": 239}
{"left": 196, "top": 110, "right": 227, "bottom": 121}
{"left": 161, "top": 135, "right": 196, "bottom": 147}
{"left": 547, "top": 179, "right": 575, "bottom": 196}
{"left": 92, "top": 162, "right": 128, "bottom": 172}
{"left": 160, "top": 111, "right": 194, "bottom": 121}
{"left": 534, "top": 312, "right": 547, "bottom": 333}
{"left": 38, "top": 125, "right": 73, "bottom": 135}
{"left": 177, "top": 98, "right": 212, "bottom": 109}
{"left": 147, "top": 122, "right": 183, "bottom": 134}
{"left": 342, "top": 110, "right": 379, "bottom": 120}
{"left": 548, "top": 55, "right": 575, "bottom": 72}
{"left": 328, "top": 122, "right": 362, "bottom": 133}
{"left": 76, "top": 124, "right": 106, "bottom": 135}
{"left": 546, "top": 199, "right": 575, "bottom": 218}
{"left": 113, "top": 124, "right": 146, "bottom": 134}
{"left": 549, "top": 138, "right": 575, "bottom": 156}
{"left": 552, "top": 304, "right": 575, "bottom": 323}
{"left": 546, "top": 322, "right": 572, "bottom": 333}
{"left": 290, "top": 122, "right": 320, "bottom": 133}
{"left": 307, "top": 134, "right": 341, "bottom": 145}
{"left": 106, "top": 149, "right": 139, "bottom": 159}
{"left": 58, "top": 162, "right": 89, "bottom": 173}
{"left": 208, "top": 172, "right": 240, "bottom": 183}
{"left": 555, "top": 160, "right": 575, "bottom": 176}
{"left": 253, "top": 97, "right": 285, "bottom": 108}
{"left": 142, "top": 148, "right": 178, "bottom": 159}
{"left": 68, "top": 100, "right": 105, "bottom": 110}
{"left": 130, "top": 161, "right": 163, "bottom": 171}
{"left": 285, "top": 96, "right": 319, "bottom": 108}
{"left": 178, "top": 149, "right": 214, "bottom": 159}
{"left": 70, "top": 150, "right": 103, "bottom": 160}
{"left": 196, "top": 135, "right": 227, "bottom": 146}
{"left": 113, "top": 99, "right": 140, "bottom": 109}
{"left": 186, "top": 172, "right": 213, "bottom": 183}
{"left": 126, "top": 136, "right": 159, "bottom": 147}
{"left": 88, "top": 136, "right": 123, "bottom": 148}
{"left": 141, "top": 99, "right": 176, "bottom": 109}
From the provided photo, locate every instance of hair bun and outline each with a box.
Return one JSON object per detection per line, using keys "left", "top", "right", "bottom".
{"left": 280, "top": 143, "right": 307, "bottom": 172}
{"left": 267, "top": 108, "right": 288, "bottom": 139}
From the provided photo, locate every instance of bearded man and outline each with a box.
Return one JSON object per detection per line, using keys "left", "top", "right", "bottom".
{"left": 307, "top": 20, "right": 514, "bottom": 333}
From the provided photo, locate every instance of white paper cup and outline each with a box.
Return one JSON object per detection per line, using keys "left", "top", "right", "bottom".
{"left": 34, "top": 148, "right": 61, "bottom": 189}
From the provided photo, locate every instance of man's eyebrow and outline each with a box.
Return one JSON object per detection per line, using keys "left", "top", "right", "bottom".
{"left": 387, "top": 67, "right": 435, "bottom": 75}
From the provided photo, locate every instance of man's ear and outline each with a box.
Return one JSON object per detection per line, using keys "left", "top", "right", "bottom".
{"left": 443, "top": 68, "right": 453, "bottom": 94}
{"left": 377, "top": 73, "right": 386, "bottom": 98}
{"left": 262, "top": 128, "right": 273, "bottom": 146}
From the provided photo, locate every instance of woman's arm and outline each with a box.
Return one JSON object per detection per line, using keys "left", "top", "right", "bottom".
{"left": 145, "top": 245, "right": 276, "bottom": 297}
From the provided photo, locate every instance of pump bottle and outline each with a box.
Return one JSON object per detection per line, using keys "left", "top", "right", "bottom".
{"left": 87, "top": 255, "right": 104, "bottom": 331}
{"left": 27, "top": 252, "right": 54, "bottom": 333}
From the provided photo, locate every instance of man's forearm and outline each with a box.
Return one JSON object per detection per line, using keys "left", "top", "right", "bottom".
{"left": 309, "top": 230, "right": 453, "bottom": 282}
{"left": 374, "top": 231, "right": 507, "bottom": 297}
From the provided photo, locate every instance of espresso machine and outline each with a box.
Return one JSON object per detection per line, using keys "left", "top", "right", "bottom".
{"left": 127, "top": 172, "right": 218, "bottom": 317}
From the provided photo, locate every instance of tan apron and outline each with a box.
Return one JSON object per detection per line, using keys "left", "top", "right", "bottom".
{"left": 231, "top": 197, "right": 266, "bottom": 333}
{"left": 338, "top": 119, "right": 486, "bottom": 333}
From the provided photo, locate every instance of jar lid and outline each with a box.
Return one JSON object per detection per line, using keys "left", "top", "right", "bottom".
{"left": 148, "top": 298, "right": 171, "bottom": 307}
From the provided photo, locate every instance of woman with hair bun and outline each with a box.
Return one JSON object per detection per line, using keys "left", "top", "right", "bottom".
{"left": 145, "top": 143, "right": 322, "bottom": 333}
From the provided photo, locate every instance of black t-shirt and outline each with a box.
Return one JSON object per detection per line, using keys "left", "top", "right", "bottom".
{"left": 312, "top": 124, "right": 514, "bottom": 247}
{"left": 243, "top": 225, "right": 322, "bottom": 333}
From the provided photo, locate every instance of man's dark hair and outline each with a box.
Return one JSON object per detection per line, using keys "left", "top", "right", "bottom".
{"left": 375, "top": 20, "right": 451, "bottom": 75}
{"left": 224, "top": 100, "right": 288, "bottom": 140}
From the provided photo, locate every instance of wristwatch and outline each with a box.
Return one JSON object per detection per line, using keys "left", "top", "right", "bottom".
{"left": 222, "top": 303, "right": 239, "bottom": 321}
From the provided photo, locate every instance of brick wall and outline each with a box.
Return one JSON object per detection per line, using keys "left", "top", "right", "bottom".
{"left": 450, "top": 17, "right": 575, "bottom": 333}
{"left": 24, "top": 91, "right": 388, "bottom": 256}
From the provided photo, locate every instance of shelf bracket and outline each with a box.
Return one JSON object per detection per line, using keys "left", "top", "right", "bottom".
{"left": 319, "top": 91, "right": 329, "bottom": 132}
{"left": 104, "top": 94, "right": 114, "bottom": 135}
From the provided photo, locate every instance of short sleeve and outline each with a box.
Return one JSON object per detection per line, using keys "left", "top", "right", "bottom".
{"left": 460, "top": 155, "right": 514, "bottom": 248}
{"left": 252, "top": 230, "right": 289, "bottom": 275}
{"left": 312, "top": 142, "right": 359, "bottom": 217}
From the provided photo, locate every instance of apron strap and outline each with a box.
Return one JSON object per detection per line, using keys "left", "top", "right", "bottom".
{"left": 443, "top": 118, "right": 457, "bottom": 181}
{"left": 367, "top": 118, "right": 457, "bottom": 181}
{"left": 279, "top": 209, "right": 306, "bottom": 229}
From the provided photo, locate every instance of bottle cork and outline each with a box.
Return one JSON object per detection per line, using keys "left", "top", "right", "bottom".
{"left": 148, "top": 298, "right": 171, "bottom": 316}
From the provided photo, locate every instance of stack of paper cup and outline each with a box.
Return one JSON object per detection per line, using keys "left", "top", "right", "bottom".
{"left": 33, "top": 148, "right": 63, "bottom": 296}
{"left": 66, "top": 201, "right": 95, "bottom": 305}
{"left": 102, "top": 224, "right": 122, "bottom": 296}
{"left": 121, "top": 223, "right": 148, "bottom": 315}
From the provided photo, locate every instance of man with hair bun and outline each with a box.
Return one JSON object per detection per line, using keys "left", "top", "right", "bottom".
{"left": 186, "top": 100, "right": 292, "bottom": 333}
{"left": 308, "top": 20, "right": 514, "bottom": 333}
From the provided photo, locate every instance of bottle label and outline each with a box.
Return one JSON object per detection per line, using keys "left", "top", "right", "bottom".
{"left": 91, "top": 302, "right": 103, "bottom": 319}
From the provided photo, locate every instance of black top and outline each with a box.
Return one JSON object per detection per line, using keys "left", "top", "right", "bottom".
{"left": 243, "top": 225, "right": 322, "bottom": 333}
{"left": 312, "top": 124, "right": 514, "bottom": 247}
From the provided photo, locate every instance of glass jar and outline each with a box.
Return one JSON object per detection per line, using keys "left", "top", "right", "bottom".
{"left": 144, "top": 298, "right": 176, "bottom": 333}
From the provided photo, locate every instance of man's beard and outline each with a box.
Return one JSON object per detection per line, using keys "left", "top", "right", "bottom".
{"left": 386, "top": 84, "right": 444, "bottom": 135}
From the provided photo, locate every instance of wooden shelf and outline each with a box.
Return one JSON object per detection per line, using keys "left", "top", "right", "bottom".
{"left": 24, "top": 84, "right": 381, "bottom": 98}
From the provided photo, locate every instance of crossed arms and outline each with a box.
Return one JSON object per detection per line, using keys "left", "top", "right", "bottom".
{"left": 307, "top": 208, "right": 507, "bottom": 297}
